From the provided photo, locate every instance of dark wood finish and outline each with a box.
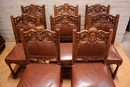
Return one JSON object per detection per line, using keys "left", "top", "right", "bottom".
{"left": 21, "top": 4, "right": 47, "bottom": 28}
{"left": 50, "top": 14, "right": 81, "bottom": 42}
{"left": 84, "top": 4, "right": 110, "bottom": 29}
{"left": 88, "top": 13, "right": 121, "bottom": 79}
{"left": 0, "top": 34, "right": 5, "bottom": 50}
{"left": 54, "top": 3, "right": 78, "bottom": 16}
{"left": 72, "top": 27, "right": 115, "bottom": 87}
{"left": 10, "top": 14, "right": 40, "bottom": 44}
{"left": 17, "top": 28, "right": 61, "bottom": 87}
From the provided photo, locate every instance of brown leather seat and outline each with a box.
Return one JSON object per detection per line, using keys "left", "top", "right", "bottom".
{"left": 5, "top": 43, "right": 26, "bottom": 78}
{"left": 72, "top": 63, "right": 115, "bottom": 87}
{"left": 17, "top": 28, "right": 61, "bottom": 87}
{"left": 17, "top": 64, "right": 61, "bottom": 87}
{"left": 72, "top": 27, "right": 115, "bottom": 87}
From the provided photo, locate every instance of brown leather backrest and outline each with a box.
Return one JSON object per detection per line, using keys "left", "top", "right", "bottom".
{"left": 10, "top": 15, "right": 40, "bottom": 44}
{"left": 84, "top": 4, "right": 110, "bottom": 29}
{"left": 88, "top": 13, "right": 119, "bottom": 44}
{"left": 21, "top": 4, "right": 47, "bottom": 28}
{"left": 72, "top": 27, "right": 113, "bottom": 64}
{"left": 50, "top": 14, "right": 81, "bottom": 42}
{"left": 54, "top": 3, "right": 78, "bottom": 16}
{"left": 21, "top": 28, "right": 60, "bottom": 64}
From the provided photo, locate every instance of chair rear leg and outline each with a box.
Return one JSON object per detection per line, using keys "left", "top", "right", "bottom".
{"left": 112, "top": 65, "right": 120, "bottom": 79}
{"left": 7, "top": 63, "right": 17, "bottom": 79}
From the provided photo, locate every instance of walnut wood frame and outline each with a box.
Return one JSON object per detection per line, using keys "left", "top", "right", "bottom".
{"left": 84, "top": 4, "right": 110, "bottom": 29}
{"left": 21, "top": 4, "right": 47, "bottom": 28}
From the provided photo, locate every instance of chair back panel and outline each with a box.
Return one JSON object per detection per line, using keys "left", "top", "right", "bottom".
{"left": 88, "top": 13, "right": 119, "bottom": 44}
{"left": 77, "top": 44, "right": 105, "bottom": 57}
{"left": 10, "top": 15, "right": 40, "bottom": 44}
{"left": 21, "top": 4, "right": 47, "bottom": 28}
{"left": 54, "top": 3, "right": 78, "bottom": 16}
{"left": 21, "top": 28, "right": 60, "bottom": 64}
{"left": 27, "top": 42, "right": 56, "bottom": 56}
{"left": 73, "top": 27, "right": 113, "bottom": 64}
{"left": 50, "top": 14, "right": 81, "bottom": 42}
{"left": 84, "top": 4, "right": 110, "bottom": 29}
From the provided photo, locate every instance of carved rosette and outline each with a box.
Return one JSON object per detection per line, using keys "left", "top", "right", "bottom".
{"left": 88, "top": 4, "right": 108, "bottom": 15}
{"left": 23, "top": 29, "right": 56, "bottom": 44}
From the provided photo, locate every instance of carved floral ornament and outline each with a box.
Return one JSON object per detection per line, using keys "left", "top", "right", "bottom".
{"left": 76, "top": 28, "right": 110, "bottom": 44}
{"left": 56, "top": 3, "right": 77, "bottom": 16}
{"left": 91, "top": 14, "right": 116, "bottom": 28}
{"left": 23, "top": 29, "right": 56, "bottom": 43}
{"left": 14, "top": 15, "right": 37, "bottom": 25}
{"left": 53, "top": 15, "right": 79, "bottom": 25}
{"left": 88, "top": 4, "right": 108, "bottom": 14}
{"left": 23, "top": 4, "right": 43, "bottom": 14}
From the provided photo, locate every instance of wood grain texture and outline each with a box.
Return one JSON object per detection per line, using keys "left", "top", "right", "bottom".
{"left": 0, "top": 42, "right": 130, "bottom": 87}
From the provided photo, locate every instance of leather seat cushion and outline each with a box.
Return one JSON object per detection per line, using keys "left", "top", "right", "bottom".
{"left": 17, "top": 64, "right": 61, "bottom": 87}
{"left": 107, "top": 45, "right": 122, "bottom": 64}
{"left": 5, "top": 43, "right": 26, "bottom": 61}
{"left": 49, "top": 43, "right": 72, "bottom": 63}
{"left": 72, "top": 63, "right": 116, "bottom": 87}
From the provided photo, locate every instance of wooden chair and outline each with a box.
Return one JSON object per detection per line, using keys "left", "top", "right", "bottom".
{"left": 10, "top": 14, "right": 40, "bottom": 44}
{"left": 50, "top": 14, "right": 81, "bottom": 42}
{"left": 17, "top": 28, "right": 61, "bottom": 87}
{"left": 54, "top": 3, "right": 78, "bottom": 16}
{"left": 21, "top": 4, "right": 47, "bottom": 28}
{"left": 84, "top": 4, "right": 110, "bottom": 29}
{"left": 72, "top": 27, "right": 116, "bottom": 87}
{"left": 88, "top": 13, "right": 122, "bottom": 78}
{"left": 4, "top": 15, "right": 40, "bottom": 79}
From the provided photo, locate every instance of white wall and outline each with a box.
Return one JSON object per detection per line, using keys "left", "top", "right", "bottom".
{"left": 0, "top": 0, "right": 130, "bottom": 43}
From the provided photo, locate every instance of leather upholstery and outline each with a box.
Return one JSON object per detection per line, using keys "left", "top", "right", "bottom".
{"left": 108, "top": 45, "right": 122, "bottom": 63}
{"left": 5, "top": 43, "right": 26, "bottom": 61}
{"left": 5, "top": 43, "right": 26, "bottom": 78}
{"left": 17, "top": 64, "right": 61, "bottom": 87}
{"left": 72, "top": 63, "right": 116, "bottom": 87}
{"left": 57, "top": 43, "right": 122, "bottom": 64}
{"left": 17, "top": 28, "right": 61, "bottom": 87}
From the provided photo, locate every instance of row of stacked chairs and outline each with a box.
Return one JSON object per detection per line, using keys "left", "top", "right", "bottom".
{"left": 5, "top": 3, "right": 122, "bottom": 87}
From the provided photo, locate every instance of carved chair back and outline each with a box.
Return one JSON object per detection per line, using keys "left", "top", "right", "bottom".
{"left": 50, "top": 14, "right": 81, "bottom": 42}
{"left": 84, "top": 4, "right": 110, "bottom": 29}
{"left": 88, "top": 13, "right": 119, "bottom": 44}
{"left": 10, "top": 15, "right": 40, "bottom": 44}
{"left": 20, "top": 28, "right": 60, "bottom": 64}
{"left": 21, "top": 4, "right": 47, "bottom": 28}
{"left": 54, "top": 3, "right": 78, "bottom": 16}
{"left": 72, "top": 27, "right": 113, "bottom": 64}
